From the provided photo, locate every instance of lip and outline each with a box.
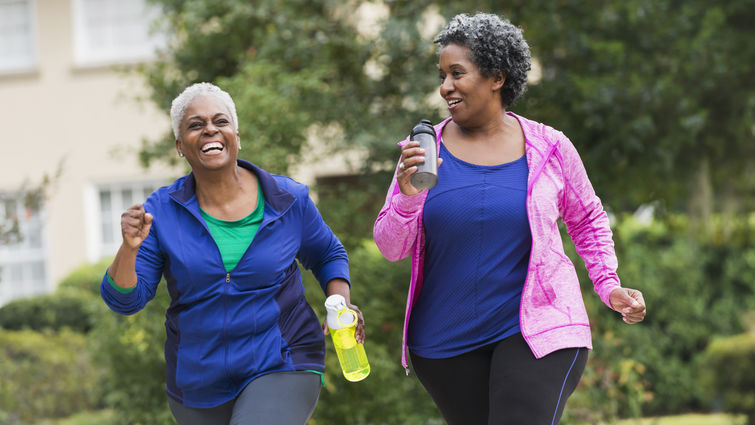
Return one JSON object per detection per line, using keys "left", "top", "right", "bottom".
{"left": 200, "top": 141, "right": 225, "bottom": 155}
{"left": 446, "top": 98, "right": 462, "bottom": 112}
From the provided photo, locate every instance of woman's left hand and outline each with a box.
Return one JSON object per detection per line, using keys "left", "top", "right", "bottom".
{"left": 609, "top": 287, "right": 646, "bottom": 324}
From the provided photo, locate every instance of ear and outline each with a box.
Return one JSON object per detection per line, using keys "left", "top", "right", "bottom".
{"left": 236, "top": 132, "right": 242, "bottom": 150}
{"left": 175, "top": 139, "right": 184, "bottom": 157}
{"left": 491, "top": 72, "right": 506, "bottom": 91}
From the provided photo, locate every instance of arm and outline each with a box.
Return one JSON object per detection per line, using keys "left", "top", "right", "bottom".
{"left": 295, "top": 189, "right": 366, "bottom": 342}
{"left": 373, "top": 140, "right": 432, "bottom": 261}
{"left": 557, "top": 134, "right": 645, "bottom": 323}
{"left": 296, "top": 188, "right": 350, "bottom": 291}
{"left": 101, "top": 203, "right": 164, "bottom": 315}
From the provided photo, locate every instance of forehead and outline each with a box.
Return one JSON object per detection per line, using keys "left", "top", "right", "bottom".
{"left": 183, "top": 94, "right": 231, "bottom": 119}
{"left": 438, "top": 43, "right": 475, "bottom": 68}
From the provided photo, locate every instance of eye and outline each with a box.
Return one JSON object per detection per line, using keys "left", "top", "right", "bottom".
{"left": 216, "top": 119, "right": 229, "bottom": 125}
{"left": 188, "top": 122, "right": 202, "bottom": 129}
{"left": 452, "top": 70, "right": 463, "bottom": 77}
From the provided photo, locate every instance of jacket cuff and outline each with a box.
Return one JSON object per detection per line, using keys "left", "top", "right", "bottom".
{"left": 393, "top": 192, "right": 425, "bottom": 214}
{"left": 106, "top": 270, "right": 136, "bottom": 294}
{"left": 315, "top": 261, "right": 350, "bottom": 292}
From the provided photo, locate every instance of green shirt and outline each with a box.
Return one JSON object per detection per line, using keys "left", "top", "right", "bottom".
{"left": 201, "top": 181, "right": 265, "bottom": 273}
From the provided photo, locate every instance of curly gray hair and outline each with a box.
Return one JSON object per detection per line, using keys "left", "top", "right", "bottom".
{"left": 170, "top": 82, "right": 239, "bottom": 140}
{"left": 434, "top": 13, "right": 531, "bottom": 108}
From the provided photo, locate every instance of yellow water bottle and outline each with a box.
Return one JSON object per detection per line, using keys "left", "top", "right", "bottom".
{"left": 325, "top": 294, "right": 370, "bottom": 382}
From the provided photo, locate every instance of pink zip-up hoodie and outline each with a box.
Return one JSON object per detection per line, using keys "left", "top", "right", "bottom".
{"left": 373, "top": 113, "right": 622, "bottom": 373}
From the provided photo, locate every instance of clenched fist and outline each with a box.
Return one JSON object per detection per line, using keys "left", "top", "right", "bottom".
{"left": 121, "top": 204, "right": 153, "bottom": 249}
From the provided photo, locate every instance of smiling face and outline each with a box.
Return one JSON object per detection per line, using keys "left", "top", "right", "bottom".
{"left": 438, "top": 43, "right": 504, "bottom": 127}
{"left": 176, "top": 94, "right": 240, "bottom": 171}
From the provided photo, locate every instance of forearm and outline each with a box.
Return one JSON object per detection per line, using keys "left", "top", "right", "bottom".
{"left": 326, "top": 278, "right": 351, "bottom": 304}
{"left": 107, "top": 243, "right": 140, "bottom": 289}
{"left": 373, "top": 181, "right": 424, "bottom": 261}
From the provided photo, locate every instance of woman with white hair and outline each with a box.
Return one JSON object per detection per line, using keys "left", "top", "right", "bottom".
{"left": 374, "top": 13, "right": 646, "bottom": 425}
{"left": 101, "top": 82, "right": 364, "bottom": 425}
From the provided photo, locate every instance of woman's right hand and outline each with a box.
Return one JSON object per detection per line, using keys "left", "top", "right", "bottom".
{"left": 397, "top": 141, "right": 443, "bottom": 196}
{"left": 121, "top": 204, "right": 153, "bottom": 250}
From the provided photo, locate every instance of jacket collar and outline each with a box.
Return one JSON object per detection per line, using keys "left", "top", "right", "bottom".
{"left": 434, "top": 112, "right": 559, "bottom": 195}
{"left": 169, "top": 159, "right": 295, "bottom": 214}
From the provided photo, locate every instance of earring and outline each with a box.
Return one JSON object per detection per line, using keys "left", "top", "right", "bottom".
{"left": 178, "top": 151, "right": 184, "bottom": 157}
{"left": 238, "top": 144, "right": 242, "bottom": 151}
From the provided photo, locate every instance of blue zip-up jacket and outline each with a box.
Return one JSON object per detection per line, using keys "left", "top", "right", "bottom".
{"left": 100, "top": 160, "right": 349, "bottom": 408}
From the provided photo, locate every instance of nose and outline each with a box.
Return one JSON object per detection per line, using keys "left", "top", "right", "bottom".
{"left": 439, "top": 75, "right": 453, "bottom": 97}
{"left": 204, "top": 121, "right": 218, "bottom": 135}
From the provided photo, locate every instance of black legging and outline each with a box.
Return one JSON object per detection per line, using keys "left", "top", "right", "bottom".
{"left": 409, "top": 333, "right": 588, "bottom": 425}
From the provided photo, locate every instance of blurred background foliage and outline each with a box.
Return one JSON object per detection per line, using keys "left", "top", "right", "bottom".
{"left": 2, "top": 0, "right": 754, "bottom": 423}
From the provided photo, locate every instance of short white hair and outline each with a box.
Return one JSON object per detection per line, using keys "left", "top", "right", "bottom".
{"left": 170, "top": 82, "right": 239, "bottom": 139}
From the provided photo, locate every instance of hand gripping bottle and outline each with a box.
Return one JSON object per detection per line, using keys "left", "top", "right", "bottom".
{"left": 409, "top": 119, "right": 438, "bottom": 191}
{"left": 325, "top": 294, "right": 370, "bottom": 382}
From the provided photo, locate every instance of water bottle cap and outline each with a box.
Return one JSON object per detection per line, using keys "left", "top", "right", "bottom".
{"left": 336, "top": 309, "right": 357, "bottom": 327}
{"left": 325, "top": 294, "right": 351, "bottom": 329}
{"left": 411, "top": 119, "right": 436, "bottom": 138}
{"left": 324, "top": 294, "right": 347, "bottom": 312}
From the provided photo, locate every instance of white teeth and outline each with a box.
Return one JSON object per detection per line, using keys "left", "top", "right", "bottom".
{"left": 201, "top": 142, "right": 223, "bottom": 153}
{"left": 448, "top": 99, "right": 462, "bottom": 106}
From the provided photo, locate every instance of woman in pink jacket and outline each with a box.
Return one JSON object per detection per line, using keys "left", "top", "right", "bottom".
{"left": 373, "top": 13, "right": 646, "bottom": 425}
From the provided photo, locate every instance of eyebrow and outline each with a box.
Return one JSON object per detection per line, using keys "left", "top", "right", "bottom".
{"left": 185, "top": 113, "right": 230, "bottom": 122}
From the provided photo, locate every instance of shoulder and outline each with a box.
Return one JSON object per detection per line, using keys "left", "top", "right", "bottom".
{"left": 269, "top": 173, "right": 311, "bottom": 199}
{"left": 511, "top": 112, "right": 569, "bottom": 148}
{"left": 144, "top": 177, "right": 183, "bottom": 208}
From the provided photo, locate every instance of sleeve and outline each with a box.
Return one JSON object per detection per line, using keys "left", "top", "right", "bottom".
{"left": 100, "top": 200, "right": 165, "bottom": 315}
{"left": 556, "top": 133, "right": 621, "bottom": 307}
{"left": 372, "top": 138, "right": 426, "bottom": 262}
{"left": 296, "top": 186, "right": 350, "bottom": 292}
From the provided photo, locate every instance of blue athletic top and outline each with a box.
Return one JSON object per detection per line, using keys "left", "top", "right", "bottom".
{"left": 407, "top": 142, "right": 532, "bottom": 358}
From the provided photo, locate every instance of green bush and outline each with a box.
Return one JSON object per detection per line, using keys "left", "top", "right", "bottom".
{"left": 703, "top": 332, "right": 755, "bottom": 425}
{"left": 0, "top": 292, "right": 92, "bottom": 333}
{"left": 0, "top": 329, "right": 102, "bottom": 424}
{"left": 564, "top": 215, "right": 755, "bottom": 418}
{"left": 57, "top": 258, "right": 113, "bottom": 297}
{"left": 0, "top": 258, "right": 111, "bottom": 333}
{"left": 88, "top": 280, "right": 176, "bottom": 425}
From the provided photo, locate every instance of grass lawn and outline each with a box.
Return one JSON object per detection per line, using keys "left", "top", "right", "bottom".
{"left": 617, "top": 413, "right": 746, "bottom": 425}
{"left": 32, "top": 410, "right": 113, "bottom": 425}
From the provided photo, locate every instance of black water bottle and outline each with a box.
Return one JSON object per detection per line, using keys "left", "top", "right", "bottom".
{"left": 409, "top": 119, "right": 438, "bottom": 191}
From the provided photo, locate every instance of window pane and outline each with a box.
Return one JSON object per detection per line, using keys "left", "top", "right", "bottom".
{"left": 0, "top": 0, "right": 34, "bottom": 71}
{"left": 30, "top": 261, "right": 45, "bottom": 280}
{"left": 26, "top": 221, "right": 42, "bottom": 248}
{"left": 121, "top": 189, "right": 133, "bottom": 207}
{"left": 9, "top": 263, "right": 23, "bottom": 282}
{"left": 76, "top": 0, "right": 164, "bottom": 64}
{"left": 101, "top": 218, "right": 113, "bottom": 244}
{"left": 99, "top": 190, "right": 111, "bottom": 212}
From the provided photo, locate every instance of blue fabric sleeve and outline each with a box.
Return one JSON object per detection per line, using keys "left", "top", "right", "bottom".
{"left": 295, "top": 186, "right": 350, "bottom": 292}
{"left": 100, "top": 198, "right": 166, "bottom": 315}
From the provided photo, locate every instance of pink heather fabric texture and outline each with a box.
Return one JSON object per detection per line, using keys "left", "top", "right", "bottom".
{"left": 373, "top": 112, "right": 622, "bottom": 372}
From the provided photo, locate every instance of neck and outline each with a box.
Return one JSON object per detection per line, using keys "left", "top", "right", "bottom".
{"left": 193, "top": 164, "right": 249, "bottom": 207}
{"left": 456, "top": 108, "right": 510, "bottom": 138}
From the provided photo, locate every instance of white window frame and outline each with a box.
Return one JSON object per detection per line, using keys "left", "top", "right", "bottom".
{"left": 71, "top": 0, "right": 164, "bottom": 67}
{"left": 84, "top": 180, "right": 162, "bottom": 262}
{"left": 0, "top": 0, "right": 38, "bottom": 74}
{"left": 0, "top": 192, "right": 49, "bottom": 306}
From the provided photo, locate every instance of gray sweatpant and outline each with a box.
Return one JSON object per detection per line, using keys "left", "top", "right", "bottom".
{"left": 168, "top": 371, "right": 321, "bottom": 425}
